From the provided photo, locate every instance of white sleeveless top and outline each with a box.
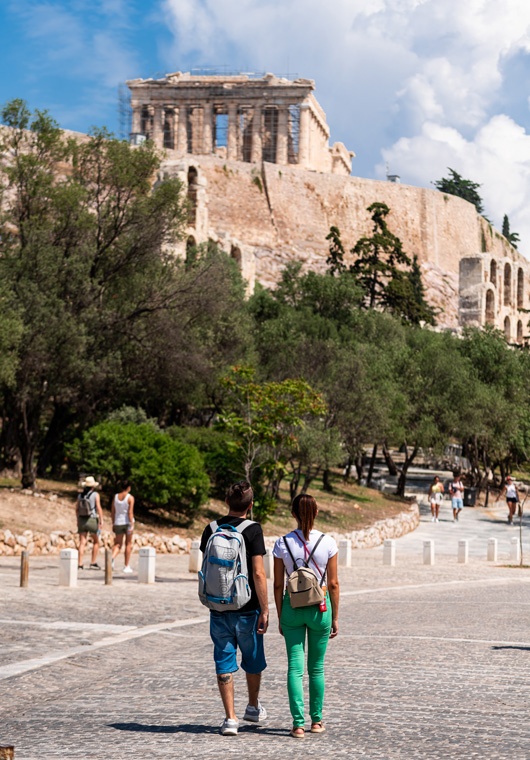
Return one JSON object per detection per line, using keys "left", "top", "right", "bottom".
{"left": 273, "top": 530, "right": 338, "bottom": 586}
{"left": 506, "top": 484, "right": 517, "bottom": 499}
{"left": 113, "top": 493, "right": 131, "bottom": 525}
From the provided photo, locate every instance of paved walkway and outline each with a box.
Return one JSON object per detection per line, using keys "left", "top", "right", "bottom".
{"left": 2, "top": 503, "right": 530, "bottom": 758}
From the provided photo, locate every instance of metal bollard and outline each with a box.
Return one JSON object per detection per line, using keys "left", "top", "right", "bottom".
{"left": 138, "top": 547, "right": 155, "bottom": 583}
{"left": 20, "top": 551, "right": 29, "bottom": 588}
{"left": 189, "top": 540, "right": 202, "bottom": 573}
{"left": 338, "top": 539, "right": 352, "bottom": 567}
{"left": 487, "top": 537, "right": 498, "bottom": 562}
{"left": 510, "top": 536, "right": 521, "bottom": 563}
{"left": 423, "top": 539, "right": 435, "bottom": 565}
{"left": 0, "top": 746, "right": 15, "bottom": 759}
{"left": 383, "top": 539, "right": 395, "bottom": 566}
{"left": 458, "top": 539, "right": 469, "bottom": 564}
{"left": 105, "top": 549, "right": 112, "bottom": 585}
{"left": 263, "top": 547, "right": 273, "bottom": 579}
{"left": 59, "top": 549, "right": 78, "bottom": 587}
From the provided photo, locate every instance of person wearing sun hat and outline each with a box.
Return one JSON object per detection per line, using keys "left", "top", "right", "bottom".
{"left": 76, "top": 476, "right": 104, "bottom": 570}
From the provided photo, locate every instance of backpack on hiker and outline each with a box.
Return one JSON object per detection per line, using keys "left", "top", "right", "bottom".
{"left": 284, "top": 532, "right": 326, "bottom": 608}
{"left": 198, "top": 520, "right": 253, "bottom": 612}
{"left": 78, "top": 490, "right": 93, "bottom": 517}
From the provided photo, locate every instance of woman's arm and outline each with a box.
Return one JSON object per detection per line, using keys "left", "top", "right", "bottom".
{"left": 111, "top": 496, "right": 115, "bottom": 524}
{"left": 128, "top": 495, "right": 135, "bottom": 529}
{"left": 273, "top": 557, "right": 285, "bottom": 636}
{"left": 95, "top": 493, "right": 103, "bottom": 528}
{"left": 327, "top": 553, "right": 339, "bottom": 639}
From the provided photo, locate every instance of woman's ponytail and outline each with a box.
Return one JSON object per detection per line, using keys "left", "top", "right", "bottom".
{"left": 292, "top": 494, "right": 318, "bottom": 541}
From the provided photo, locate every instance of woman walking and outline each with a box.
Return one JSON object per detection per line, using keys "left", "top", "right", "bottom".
{"left": 111, "top": 480, "right": 135, "bottom": 573}
{"left": 273, "top": 494, "right": 339, "bottom": 738}
{"left": 76, "top": 476, "right": 103, "bottom": 570}
{"left": 428, "top": 476, "right": 444, "bottom": 523}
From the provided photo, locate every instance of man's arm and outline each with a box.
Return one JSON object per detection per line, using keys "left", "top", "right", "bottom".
{"left": 252, "top": 554, "right": 269, "bottom": 634}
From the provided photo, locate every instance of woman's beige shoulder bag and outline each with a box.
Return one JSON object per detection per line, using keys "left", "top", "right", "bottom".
{"left": 284, "top": 532, "right": 326, "bottom": 608}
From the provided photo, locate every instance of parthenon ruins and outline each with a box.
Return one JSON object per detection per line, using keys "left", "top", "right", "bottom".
{"left": 126, "top": 72, "right": 354, "bottom": 175}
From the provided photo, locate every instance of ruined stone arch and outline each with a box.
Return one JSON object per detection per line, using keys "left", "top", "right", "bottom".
{"left": 517, "top": 319, "right": 523, "bottom": 343}
{"left": 504, "top": 262, "right": 512, "bottom": 306}
{"left": 230, "top": 245, "right": 242, "bottom": 268}
{"left": 485, "top": 288, "right": 495, "bottom": 325}
{"left": 504, "top": 315, "right": 511, "bottom": 340}
{"left": 187, "top": 166, "right": 198, "bottom": 227}
{"left": 518, "top": 267, "right": 524, "bottom": 309}
{"left": 489, "top": 259, "right": 497, "bottom": 287}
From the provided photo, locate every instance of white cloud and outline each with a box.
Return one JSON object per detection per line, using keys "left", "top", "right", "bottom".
{"left": 160, "top": 0, "right": 530, "bottom": 256}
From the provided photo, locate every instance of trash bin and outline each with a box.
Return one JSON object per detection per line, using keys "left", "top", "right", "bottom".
{"left": 464, "top": 487, "right": 477, "bottom": 507}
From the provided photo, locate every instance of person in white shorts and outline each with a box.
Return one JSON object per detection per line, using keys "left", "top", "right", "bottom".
{"left": 428, "top": 476, "right": 444, "bottom": 523}
{"left": 111, "top": 480, "right": 135, "bottom": 573}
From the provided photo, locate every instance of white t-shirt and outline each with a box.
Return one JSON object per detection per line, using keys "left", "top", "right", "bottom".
{"left": 113, "top": 493, "right": 132, "bottom": 525}
{"left": 273, "top": 530, "right": 338, "bottom": 585}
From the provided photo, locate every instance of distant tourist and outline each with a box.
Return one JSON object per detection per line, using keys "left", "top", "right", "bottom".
{"left": 497, "top": 476, "right": 520, "bottom": 525}
{"left": 273, "top": 494, "right": 339, "bottom": 738}
{"left": 199, "top": 481, "right": 269, "bottom": 736}
{"left": 449, "top": 473, "right": 465, "bottom": 522}
{"left": 111, "top": 480, "right": 135, "bottom": 573}
{"left": 76, "top": 476, "right": 103, "bottom": 570}
{"left": 428, "top": 476, "right": 444, "bottom": 523}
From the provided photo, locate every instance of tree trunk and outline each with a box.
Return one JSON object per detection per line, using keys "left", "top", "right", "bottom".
{"left": 36, "top": 403, "right": 76, "bottom": 477}
{"left": 382, "top": 443, "right": 398, "bottom": 476}
{"left": 396, "top": 444, "right": 419, "bottom": 497}
{"left": 0, "top": 414, "right": 21, "bottom": 477}
{"left": 343, "top": 455, "right": 353, "bottom": 482}
{"left": 355, "top": 454, "right": 363, "bottom": 482}
{"left": 366, "top": 443, "right": 378, "bottom": 486}
{"left": 289, "top": 461, "right": 303, "bottom": 501}
{"left": 301, "top": 466, "right": 320, "bottom": 494}
{"left": 322, "top": 468, "right": 333, "bottom": 493}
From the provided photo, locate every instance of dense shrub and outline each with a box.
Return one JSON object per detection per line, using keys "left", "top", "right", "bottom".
{"left": 68, "top": 422, "right": 209, "bottom": 513}
{"left": 168, "top": 427, "right": 244, "bottom": 498}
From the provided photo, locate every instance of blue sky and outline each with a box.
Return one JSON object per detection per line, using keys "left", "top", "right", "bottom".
{"left": 2, "top": 0, "right": 530, "bottom": 254}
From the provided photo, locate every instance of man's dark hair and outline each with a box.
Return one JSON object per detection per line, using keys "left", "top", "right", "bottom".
{"left": 226, "top": 480, "right": 253, "bottom": 513}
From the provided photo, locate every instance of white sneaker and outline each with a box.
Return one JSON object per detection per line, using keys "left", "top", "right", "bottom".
{"left": 243, "top": 700, "right": 267, "bottom": 722}
{"left": 436, "top": 518, "right": 439, "bottom": 523}
{"left": 220, "top": 718, "right": 239, "bottom": 736}
{"left": 111, "top": 559, "right": 115, "bottom": 570}
{"left": 122, "top": 565, "right": 133, "bottom": 574}
{"left": 431, "top": 516, "right": 435, "bottom": 522}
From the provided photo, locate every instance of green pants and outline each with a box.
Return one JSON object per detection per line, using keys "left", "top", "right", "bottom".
{"left": 280, "top": 592, "right": 331, "bottom": 727}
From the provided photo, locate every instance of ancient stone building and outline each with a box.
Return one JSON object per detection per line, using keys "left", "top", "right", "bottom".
{"left": 125, "top": 71, "right": 530, "bottom": 342}
{"left": 126, "top": 72, "right": 354, "bottom": 175}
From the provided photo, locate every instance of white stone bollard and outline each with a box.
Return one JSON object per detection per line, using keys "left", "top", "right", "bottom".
{"left": 487, "top": 537, "right": 498, "bottom": 562}
{"left": 423, "top": 539, "right": 435, "bottom": 566}
{"left": 59, "top": 548, "right": 78, "bottom": 587}
{"left": 338, "top": 539, "right": 352, "bottom": 567}
{"left": 383, "top": 539, "right": 395, "bottom": 566}
{"left": 138, "top": 547, "right": 156, "bottom": 583}
{"left": 189, "top": 540, "right": 202, "bottom": 573}
{"left": 263, "top": 548, "right": 273, "bottom": 579}
{"left": 510, "top": 536, "right": 521, "bottom": 564}
{"left": 458, "top": 539, "right": 469, "bottom": 564}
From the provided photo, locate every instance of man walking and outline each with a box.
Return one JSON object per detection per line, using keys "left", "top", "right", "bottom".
{"left": 199, "top": 480, "right": 269, "bottom": 736}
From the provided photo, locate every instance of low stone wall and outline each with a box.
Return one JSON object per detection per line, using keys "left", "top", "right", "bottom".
{"left": 0, "top": 501, "right": 419, "bottom": 556}
{"left": 0, "top": 528, "right": 191, "bottom": 556}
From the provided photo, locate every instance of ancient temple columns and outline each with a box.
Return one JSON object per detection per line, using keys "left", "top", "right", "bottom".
{"left": 177, "top": 106, "right": 188, "bottom": 153}
{"left": 276, "top": 107, "right": 289, "bottom": 165}
{"left": 131, "top": 107, "right": 142, "bottom": 134}
{"left": 202, "top": 103, "right": 213, "bottom": 154}
{"left": 152, "top": 106, "right": 164, "bottom": 147}
{"left": 251, "top": 105, "right": 263, "bottom": 163}
{"left": 227, "top": 103, "right": 238, "bottom": 160}
{"left": 298, "top": 104, "right": 310, "bottom": 168}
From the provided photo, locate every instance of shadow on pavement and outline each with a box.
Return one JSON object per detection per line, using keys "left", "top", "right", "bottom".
{"left": 491, "top": 646, "right": 530, "bottom": 651}
{"left": 109, "top": 722, "right": 288, "bottom": 736}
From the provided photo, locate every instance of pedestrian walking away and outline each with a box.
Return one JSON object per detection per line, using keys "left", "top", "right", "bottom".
{"left": 497, "top": 476, "right": 520, "bottom": 525}
{"left": 428, "top": 476, "right": 444, "bottom": 523}
{"left": 449, "top": 473, "right": 464, "bottom": 523}
{"left": 199, "top": 480, "right": 269, "bottom": 737}
{"left": 111, "top": 480, "right": 135, "bottom": 573}
{"left": 76, "top": 476, "right": 103, "bottom": 570}
{"left": 273, "top": 493, "right": 339, "bottom": 738}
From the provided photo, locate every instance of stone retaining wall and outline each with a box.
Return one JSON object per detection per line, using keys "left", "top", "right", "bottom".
{"left": 0, "top": 501, "right": 419, "bottom": 556}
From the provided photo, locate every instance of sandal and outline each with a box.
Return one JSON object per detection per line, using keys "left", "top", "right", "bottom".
{"left": 311, "top": 722, "right": 326, "bottom": 733}
{"left": 290, "top": 727, "right": 305, "bottom": 738}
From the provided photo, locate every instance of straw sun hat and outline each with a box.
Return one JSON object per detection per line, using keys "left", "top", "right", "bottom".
{"left": 81, "top": 476, "right": 99, "bottom": 488}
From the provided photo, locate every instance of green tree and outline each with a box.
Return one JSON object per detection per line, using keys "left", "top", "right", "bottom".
{"left": 502, "top": 214, "right": 520, "bottom": 248}
{"left": 433, "top": 168, "right": 485, "bottom": 215}
{"left": 68, "top": 422, "right": 209, "bottom": 514}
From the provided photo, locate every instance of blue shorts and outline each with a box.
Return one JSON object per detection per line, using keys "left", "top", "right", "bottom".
{"left": 452, "top": 498, "right": 463, "bottom": 511}
{"left": 210, "top": 610, "right": 267, "bottom": 675}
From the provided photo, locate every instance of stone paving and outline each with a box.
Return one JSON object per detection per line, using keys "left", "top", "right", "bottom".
{"left": 2, "top": 504, "right": 530, "bottom": 758}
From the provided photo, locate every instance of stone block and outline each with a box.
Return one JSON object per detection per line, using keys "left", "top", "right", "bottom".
{"left": 263, "top": 547, "right": 273, "bottom": 579}
{"left": 458, "top": 539, "right": 469, "bottom": 564}
{"left": 423, "top": 539, "right": 435, "bottom": 565}
{"left": 189, "top": 540, "right": 202, "bottom": 573}
{"left": 487, "top": 537, "right": 497, "bottom": 562}
{"left": 383, "top": 539, "right": 395, "bottom": 566}
{"left": 59, "top": 548, "right": 78, "bottom": 587}
{"left": 138, "top": 547, "right": 156, "bottom": 584}
{"left": 338, "top": 539, "right": 352, "bottom": 567}
{"left": 510, "top": 536, "right": 521, "bottom": 563}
